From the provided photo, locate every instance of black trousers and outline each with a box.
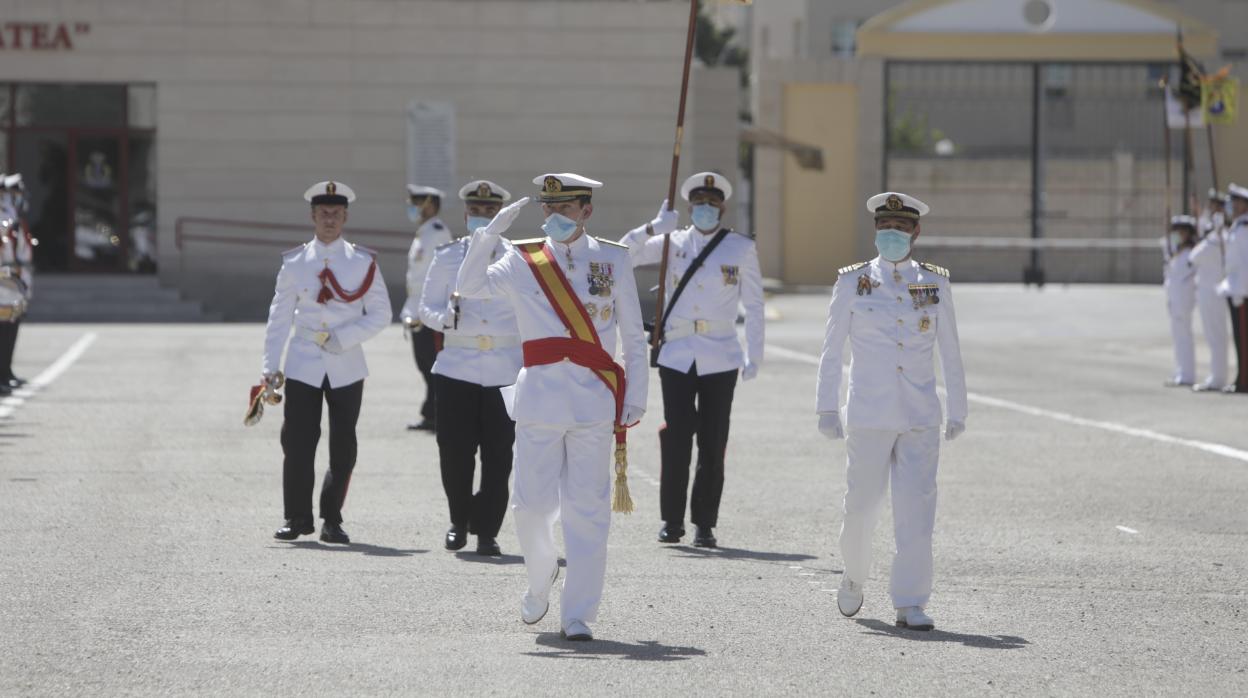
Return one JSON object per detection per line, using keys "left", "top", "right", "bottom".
{"left": 658, "top": 364, "right": 738, "bottom": 529}
{"left": 0, "top": 319, "right": 19, "bottom": 380}
{"left": 411, "top": 327, "right": 440, "bottom": 424}
{"left": 435, "top": 374, "right": 515, "bottom": 538}
{"left": 281, "top": 377, "right": 364, "bottom": 525}
{"left": 1231, "top": 300, "right": 1248, "bottom": 392}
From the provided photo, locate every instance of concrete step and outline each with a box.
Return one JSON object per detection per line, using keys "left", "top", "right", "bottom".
{"left": 22, "top": 274, "right": 219, "bottom": 323}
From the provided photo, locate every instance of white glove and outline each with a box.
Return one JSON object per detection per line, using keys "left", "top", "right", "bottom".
{"left": 322, "top": 333, "right": 345, "bottom": 354}
{"left": 481, "top": 196, "right": 530, "bottom": 238}
{"left": 650, "top": 199, "right": 679, "bottom": 236}
{"left": 621, "top": 404, "right": 645, "bottom": 427}
{"left": 818, "top": 412, "right": 844, "bottom": 440}
{"left": 741, "top": 361, "right": 759, "bottom": 381}
{"left": 945, "top": 421, "right": 966, "bottom": 441}
{"left": 261, "top": 372, "right": 279, "bottom": 387}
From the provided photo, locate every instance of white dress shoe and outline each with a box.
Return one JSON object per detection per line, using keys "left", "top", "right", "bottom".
{"left": 521, "top": 565, "right": 560, "bottom": 625}
{"left": 895, "top": 606, "right": 934, "bottom": 631}
{"left": 561, "top": 619, "right": 593, "bottom": 641}
{"left": 837, "top": 578, "right": 864, "bottom": 617}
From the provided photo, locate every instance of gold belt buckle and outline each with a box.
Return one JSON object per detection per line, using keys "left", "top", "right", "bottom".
{"left": 694, "top": 319, "right": 709, "bottom": 334}
{"left": 476, "top": 335, "right": 494, "bottom": 351}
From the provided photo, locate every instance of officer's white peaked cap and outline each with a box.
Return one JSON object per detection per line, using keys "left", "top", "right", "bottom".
{"left": 680, "top": 172, "right": 733, "bottom": 202}
{"left": 304, "top": 181, "right": 357, "bottom": 206}
{"left": 867, "top": 192, "right": 930, "bottom": 219}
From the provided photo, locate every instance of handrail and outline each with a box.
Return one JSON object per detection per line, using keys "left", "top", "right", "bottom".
{"left": 174, "top": 216, "right": 412, "bottom": 254}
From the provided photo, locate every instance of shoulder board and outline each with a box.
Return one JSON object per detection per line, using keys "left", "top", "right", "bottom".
{"left": 281, "top": 243, "right": 306, "bottom": 257}
{"left": 431, "top": 221, "right": 444, "bottom": 230}
{"left": 353, "top": 244, "right": 378, "bottom": 258}
{"left": 837, "top": 261, "right": 869, "bottom": 275}
{"left": 919, "top": 262, "right": 950, "bottom": 278}
{"left": 730, "top": 229, "right": 756, "bottom": 240}
{"left": 435, "top": 237, "right": 466, "bottom": 251}
{"left": 593, "top": 236, "right": 628, "bottom": 249}
{"left": 511, "top": 237, "right": 546, "bottom": 247}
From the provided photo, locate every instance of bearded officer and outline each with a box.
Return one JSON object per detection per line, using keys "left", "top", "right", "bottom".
{"left": 419, "top": 180, "right": 521, "bottom": 556}
{"left": 1191, "top": 191, "right": 1230, "bottom": 392}
{"left": 455, "top": 173, "right": 647, "bottom": 642}
{"left": 263, "top": 181, "right": 392, "bottom": 543}
{"left": 400, "top": 184, "right": 452, "bottom": 431}
{"left": 1217, "top": 183, "right": 1248, "bottom": 393}
{"left": 815, "top": 192, "right": 967, "bottom": 632}
{"left": 619, "top": 172, "right": 764, "bottom": 548}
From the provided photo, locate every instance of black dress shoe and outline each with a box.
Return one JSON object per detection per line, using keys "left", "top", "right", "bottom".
{"left": 407, "top": 420, "right": 437, "bottom": 432}
{"left": 657, "top": 524, "right": 685, "bottom": 544}
{"left": 476, "top": 536, "right": 502, "bottom": 556}
{"left": 0, "top": 383, "right": 10, "bottom": 397}
{"left": 320, "top": 522, "right": 350, "bottom": 544}
{"left": 274, "top": 519, "right": 315, "bottom": 540}
{"left": 692, "top": 526, "right": 717, "bottom": 548}
{"left": 445, "top": 525, "right": 468, "bottom": 551}
{"left": 7, "top": 376, "right": 26, "bottom": 389}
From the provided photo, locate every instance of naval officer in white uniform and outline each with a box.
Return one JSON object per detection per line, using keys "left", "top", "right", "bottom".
{"left": 1191, "top": 192, "right": 1230, "bottom": 392}
{"left": 419, "top": 179, "right": 522, "bottom": 556}
{"left": 262, "top": 181, "right": 392, "bottom": 544}
{"left": 619, "top": 172, "right": 765, "bottom": 548}
{"left": 455, "top": 173, "right": 648, "bottom": 642}
{"left": 1217, "top": 184, "right": 1248, "bottom": 393}
{"left": 816, "top": 192, "right": 967, "bottom": 632}
{"left": 401, "top": 184, "right": 452, "bottom": 431}
{"left": 1163, "top": 216, "right": 1198, "bottom": 387}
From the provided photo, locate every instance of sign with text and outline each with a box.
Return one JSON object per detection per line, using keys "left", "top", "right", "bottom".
{"left": 0, "top": 22, "right": 90, "bottom": 51}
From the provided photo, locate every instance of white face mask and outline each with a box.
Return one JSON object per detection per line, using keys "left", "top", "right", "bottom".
{"left": 542, "top": 212, "right": 580, "bottom": 242}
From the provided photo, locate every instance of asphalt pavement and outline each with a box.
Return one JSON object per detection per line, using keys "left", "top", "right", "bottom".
{"left": 1, "top": 284, "right": 1245, "bottom": 696}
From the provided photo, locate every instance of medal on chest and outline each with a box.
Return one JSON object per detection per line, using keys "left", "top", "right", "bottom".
{"left": 721, "top": 264, "right": 739, "bottom": 286}
{"left": 856, "top": 273, "right": 880, "bottom": 296}
{"left": 587, "top": 261, "right": 614, "bottom": 297}
{"left": 908, "top": 283, "right": 940, "bottom": 310}
{"left": 919, "top": 313, "right": 932, "bottom": 333}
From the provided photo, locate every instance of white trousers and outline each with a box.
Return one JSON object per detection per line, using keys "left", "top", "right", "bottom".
{"left": 511, "top": 419, "right": 613, "bottom": 627}
{"left": 840, "top": 427, "right": 940, "bottom": 609}
{"left": 1197, "top": 288, "right": 1229, "bottom": 387}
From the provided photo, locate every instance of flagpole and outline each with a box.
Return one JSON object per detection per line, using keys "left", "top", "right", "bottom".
{"left": 652, "top": 0, "right": 699, "bottom": 360}
{"left": 1162, "top": 76, "right": 1174, "bottom": 260}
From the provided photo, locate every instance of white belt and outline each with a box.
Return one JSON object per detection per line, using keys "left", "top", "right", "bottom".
{"left": 663, "top": 318, "right": 735, "bottom": 341}
{"left": 294, "top": 326, "right": 331, "bottom": 345}
{"left": 442, "top": 333, "right": 521, "bottom": 351}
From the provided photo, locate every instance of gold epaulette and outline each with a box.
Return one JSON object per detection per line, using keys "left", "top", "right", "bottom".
{"left": 435, "top": 237, "right": 466, "bottom": 251}
{"left": 593, "top": 236, "right": 628, "bottom": 249}
{"left": 511, "top": 237, "right": 546, "bottom": 249}
{"left": 919, "top": 262, "right": 950, "bottom": 278}
{"left": 838, "top": 261, "right": 869, "bottom": 275}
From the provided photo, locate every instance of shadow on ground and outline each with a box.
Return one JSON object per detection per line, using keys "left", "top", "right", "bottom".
{"left": 524, "top": 632, "right": 707, "bottom": 662}
{"left": 454, "top": 551, "right": 525, "bottom": 565}
{"left": 854, "top": 618, "right": 1029, "bottom": 650}
{"left": 273, "top": 541, "right": 429, "bottom": 557}
{"left": 670, "top": 545, "right": 819, "bottom": 565}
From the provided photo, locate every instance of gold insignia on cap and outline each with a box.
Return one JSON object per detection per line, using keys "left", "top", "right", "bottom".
{"left": 327, "top": 181, "right": 337, "bottom": 195}
{"left": 885, "top": 194, "right": 903, "bottom": 211}
{"left": 476, "top": 183, "right": 491, "bottom": 198}
{"left": 544, "top": 176, "right": 562, "bottom": 194}
{"left": 704, "top": 174, "right": 715, "bottom": 188}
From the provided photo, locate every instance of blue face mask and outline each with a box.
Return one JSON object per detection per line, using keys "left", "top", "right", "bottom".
{"left": 542, "top": 212, "right": 580, "bottom": 242}
{"left": 466, "top": 215, "right": 492, "bottom": 234}
{"left": 407, "top": 204, "right": 423, "bottom": 223}
{"left": 691, "top": 204, "right": 721, "bottom": 232}
{"left": 874, "top": 228, "right": 913, "bottom": 262}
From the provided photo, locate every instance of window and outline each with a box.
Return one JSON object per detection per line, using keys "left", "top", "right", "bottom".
{"left": 831, "top": 20, "right": 859, "bottom": 58}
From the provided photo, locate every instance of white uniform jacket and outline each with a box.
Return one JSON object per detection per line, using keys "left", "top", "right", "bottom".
{"left": 619, "top": 224, "right": 765, "bottom": 375}
{"left": 1189, "top": 231, "right": 1225, "bottom": 297}
{"left": 455, "top": 229, "right": 648, "bottom": 425}
{"left": 1217, "top": 215, "right": 1248, "bottom": 302}
{"left": 1164, "top": 248, "right": 1197, "bottom": 313}
{"left": 262, "top": 237, "right": 392, "bottom": 388}
{"left": 816, "top": 257, "right": 968, "bottom": 431}
{"left": 400, "top": 217, "right": 452, "bottom": 323}
{"left": 418, "top": 236, "right": 523, "bottom": 388}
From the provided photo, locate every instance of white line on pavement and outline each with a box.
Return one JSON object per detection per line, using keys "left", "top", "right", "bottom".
{"left": 627, "top": 464, "right": 662, "bottom": 488}
{"left": 1116, "top": 525, "right": 1140, "bottom": 534}
{"left": 765, "top": 343, "right": 1248, "bottom": 465}
{"left": 0, "top": 332, "right": 98, "bottom": 420}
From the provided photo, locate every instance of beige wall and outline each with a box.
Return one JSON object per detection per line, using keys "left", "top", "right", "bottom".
{"left": 0, "top": 0, "right": 743, "bottom": 316}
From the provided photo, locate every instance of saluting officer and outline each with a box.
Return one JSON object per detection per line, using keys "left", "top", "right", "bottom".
{"left": 455, "top": 173, "right": 648, "bottom": 642}
{"left": 816, "top": 192, "right": 967, "bottom": 632}
{"left": 619, "top": 172, "right": 765, "bottom": 548}
{"left": 400, "top": 184, "right": 452, "bottom": 431}
{"left": 418, "top": 180, "right": 521, "bottom": 556}
{"left": 1163, "top": 216, "right": 1198, "bottom": 388}
{"left": 1217, "top": 183, "right": 1248, "bottom": 394}
{"left": 263, "top": 181, "right": 392, "bottom": 544}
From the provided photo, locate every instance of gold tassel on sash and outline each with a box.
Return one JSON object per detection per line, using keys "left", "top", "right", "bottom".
{"left": 611, "top": 428, "right": 634, "bottom": 514}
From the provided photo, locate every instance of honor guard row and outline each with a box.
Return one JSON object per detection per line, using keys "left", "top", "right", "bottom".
{"left": 0, "top": 173, "right": 34, "bottom": 396}
{"left": 401, "top": 184, "right": 451, "bottom": 432}
{"left": 1164, "top": 184, "right": 1248, "bottom": 393}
